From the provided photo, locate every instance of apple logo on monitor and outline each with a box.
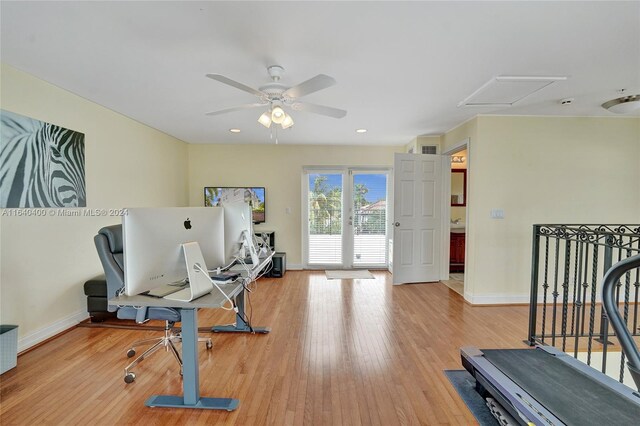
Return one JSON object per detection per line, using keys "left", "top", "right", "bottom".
{"left": 184, "top": 218, "right": 192, "bottom": 230}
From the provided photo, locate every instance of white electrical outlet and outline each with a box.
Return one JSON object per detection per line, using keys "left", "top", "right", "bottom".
{"left": 490, "top": 209, "right": 505, "bottom": 219}
{"left": 285, "top": 207, "right": 291, "bottom": 215}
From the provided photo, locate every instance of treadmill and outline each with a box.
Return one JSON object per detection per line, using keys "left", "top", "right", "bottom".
{"left": 461, "top": 254, "right": 640, "bottom": 425}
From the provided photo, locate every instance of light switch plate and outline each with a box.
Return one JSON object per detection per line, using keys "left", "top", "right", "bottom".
{"left": 490, "top": 209, "right": 505, "bottom": 219}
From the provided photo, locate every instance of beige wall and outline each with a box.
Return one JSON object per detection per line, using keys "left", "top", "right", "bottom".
{"left": 451, "top": 206, "right": 466, "bottom": 223}
{"left": 404, "top": 139, "right": 417, "bottom": 153}
{"left": 460, "top": 115, "right": 640, "bottom": 303}
{"left": 442, "top": 118, "right": 477, "bottom": 154}
{"left": 188, "top": 144, "right": 404, "bottom": 266}
{"left": 405, "top": 135, "right": 442, "bottom": 154}
{"left": 0, "top": 64, "right": 188, "bottom": 348}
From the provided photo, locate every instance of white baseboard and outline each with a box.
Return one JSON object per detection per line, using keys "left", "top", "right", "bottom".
{"left": 287, "top": 263, "right": 303, "bottom": 270}
{"left": 464, "top": 292, "right": 618, "bottom": 305}
{"left": 18, "top": 310, "right": 89, "bottom": 352}
{"left": 464, "top": 289, "right": 620, "bottom": 305}
{"left": 468, "top": 294, "right": 531, "bottom": 305}
{"left": 464, "top": 290, "right": 473, "bottom": 304}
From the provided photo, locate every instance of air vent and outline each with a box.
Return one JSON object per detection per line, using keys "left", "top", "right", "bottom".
{"left": 422, "top": 145, "right": 437, "bottom": 155}
{"left": 458, "top": 75, "right": 568, "bottom": 107}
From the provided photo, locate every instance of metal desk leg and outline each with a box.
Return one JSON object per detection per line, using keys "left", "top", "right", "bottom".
{"left": 145, "top": 308, "right": 239, "bottom": 410}
{"left": 212, "top": 288, "right": 270, "bottom": 334}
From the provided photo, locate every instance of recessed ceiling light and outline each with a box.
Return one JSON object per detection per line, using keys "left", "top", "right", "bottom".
{"left": 229, "top": 128, "right": 241, "bottom": 133}
{"left": 355, "top": 129, "right": 367, "bottom": 133}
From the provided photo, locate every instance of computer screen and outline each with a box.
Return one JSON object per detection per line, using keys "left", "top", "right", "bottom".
{"left": 122, "top": 207, "right": 225, "bottom": 296}
{"left": 220, "top": 201, "right": 253, "bottom": 264}
{"left": 204, "top": 187, "right": 265, "bottom": 223}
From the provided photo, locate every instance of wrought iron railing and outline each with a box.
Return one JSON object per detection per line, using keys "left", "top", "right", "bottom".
{"left": 528, "top": 224, "right": 640, "bottom": 384}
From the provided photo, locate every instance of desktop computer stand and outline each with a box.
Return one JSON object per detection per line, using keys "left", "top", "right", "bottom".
{"left": 211, "top": 288, "right": 270, "bottom": 334}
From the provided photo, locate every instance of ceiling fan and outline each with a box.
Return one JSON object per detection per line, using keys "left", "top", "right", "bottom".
{"left": 205, "top": 65, "right": 347, "bottom": 129}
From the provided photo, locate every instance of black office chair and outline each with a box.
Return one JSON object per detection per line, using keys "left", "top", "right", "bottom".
{"left": 94, "top": 224, "right": 212, "bottom": 383}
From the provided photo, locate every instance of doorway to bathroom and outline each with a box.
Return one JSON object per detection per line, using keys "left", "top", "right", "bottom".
{"left": 443, "top": 140, "right": 468, "bottom": 297}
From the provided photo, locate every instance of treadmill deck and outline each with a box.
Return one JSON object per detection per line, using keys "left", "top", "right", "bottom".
{"left": 481, "top": 348, "right": 640, "bottom": 425}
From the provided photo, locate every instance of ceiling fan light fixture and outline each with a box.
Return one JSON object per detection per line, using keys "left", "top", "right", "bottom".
{"left": 271, "top": 106, "right": 285, "bottom": 124}
{"left": 602, "top": 94, "right": 640, "bottom": 114}
{"left": 281, "top": 114, "right": 294, "bottom": 129}
{"left": 258, "top": 111, "right": 272, "bottom": 128}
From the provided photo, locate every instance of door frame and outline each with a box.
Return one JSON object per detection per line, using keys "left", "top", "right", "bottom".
{"left": 442, "top": 137, "right": 470, "bottom": 283}
{"left": 302, "top": 166, "right": 392, "bottom": 269}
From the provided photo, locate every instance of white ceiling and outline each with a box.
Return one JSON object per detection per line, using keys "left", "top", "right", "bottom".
{"left": 1, "top": 1, "right": 639, "bottom": 146}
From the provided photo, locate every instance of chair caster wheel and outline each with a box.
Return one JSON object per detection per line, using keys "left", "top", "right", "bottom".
{"left": 124, "top": 372, "right": 136, "bottom": 383}
{"left": 206, "top": 340, "right": 213, "bottom": 350}
{"left": 127, "top": 349, "right": 136, "bottom": 358}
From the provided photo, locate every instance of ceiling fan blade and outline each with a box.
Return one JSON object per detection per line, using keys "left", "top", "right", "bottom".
{"left": 205, "top": 103, "right": 266, "bottom": 116}
{"left": 283, "top": 74, "right": 336, "bottom": 99}
{"left": 206, "top": 74, "right": 265, "bottom": 98}
{"left": 291, "top": 102, "right": 347, "bottom": 119}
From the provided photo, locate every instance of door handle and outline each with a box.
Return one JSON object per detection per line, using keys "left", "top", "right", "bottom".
{"left": 394, "top": 222, "right": 400, "bottom": 227}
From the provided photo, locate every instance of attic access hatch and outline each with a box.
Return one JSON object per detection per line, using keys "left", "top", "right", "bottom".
{"left": 458, "top": 76, "right": 568, "bottom": 107}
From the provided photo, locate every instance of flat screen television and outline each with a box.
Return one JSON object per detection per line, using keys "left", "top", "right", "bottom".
{"left": 204, "top": 187, "right": 265, "bottom": 224}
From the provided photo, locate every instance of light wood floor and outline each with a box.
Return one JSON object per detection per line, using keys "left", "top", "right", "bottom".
{"left": 0, "top": 271, "right": 531, "bottom": 425}
{"left": 441, "top": 277, "right": 464, "bottom": 297}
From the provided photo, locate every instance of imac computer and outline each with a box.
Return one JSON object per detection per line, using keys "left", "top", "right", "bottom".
{"left": 122, "top": 207, "right": 225, "bottom": 296}
{"left": 221, "top": 201, "right": 274, "bottom": 277}
{"left": 220, "top": 201, "right": 257, "bottom": 264}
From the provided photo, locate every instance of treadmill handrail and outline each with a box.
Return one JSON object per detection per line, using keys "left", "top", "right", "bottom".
{"left": 602, "top": 253, "right": 640, "bottom": 390}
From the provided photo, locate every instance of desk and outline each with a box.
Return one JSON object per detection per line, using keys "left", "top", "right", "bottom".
{"left": 110, "top": 282, "right": 244, "bottom": 410}
{"left": 214, "top": 254, "right": 274, "bottom": 334}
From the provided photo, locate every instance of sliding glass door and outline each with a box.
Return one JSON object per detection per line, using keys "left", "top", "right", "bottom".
{"left": 351, "top": 171, "right": 388, "bottom": 267}
{"left": 304, "top": 168, "right": 389, "bottom": 268}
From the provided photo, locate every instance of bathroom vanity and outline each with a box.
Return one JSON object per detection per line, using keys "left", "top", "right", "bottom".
{"left": 450, "top": 228, "right": 465, "bottom": 273}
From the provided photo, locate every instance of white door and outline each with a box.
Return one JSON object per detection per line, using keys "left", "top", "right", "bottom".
{"left": 304, "top": 168, "right": 390, "bottom": 269}
{"left": 392, "top": 153, "right": 442, "bottom": 284}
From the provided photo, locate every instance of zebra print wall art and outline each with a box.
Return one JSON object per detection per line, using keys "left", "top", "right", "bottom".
{"left": 0, "top": 110, "right": 86, "bottom": 208}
